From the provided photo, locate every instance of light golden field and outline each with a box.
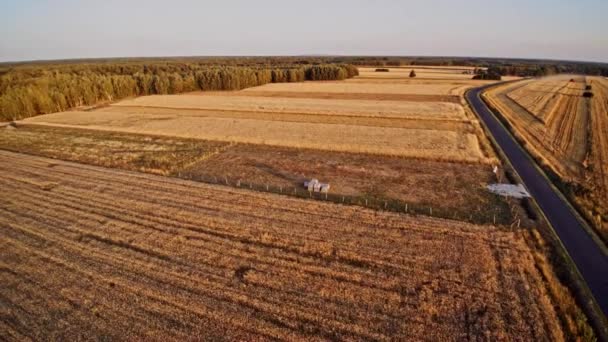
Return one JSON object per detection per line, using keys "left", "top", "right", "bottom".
{"left": 114, "top": 94, "right": 466, "bottom": 120}
{"left": 0, "top": 151, "right": 566, "bottom": 340}
{"left": 240, "top": 80, "right": 469, "bottom": 95}
{"left": 22, "top": 67, "right": 498, "bottom": 164}
{"left": 485, "top": 76, "right": 588, "bottom": 178}
{"left": 485, "top": 76, "right": 608, "bottom": 240}
{"left": 357, "top": 67, "right": 478, "bottom": 81}
{"left": 24, "top": 112, "right": 485, "bottom": 161}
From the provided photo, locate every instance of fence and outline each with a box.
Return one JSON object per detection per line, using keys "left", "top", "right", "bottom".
{"left": 174, "top": 171, "right": 517, "bottom": 226}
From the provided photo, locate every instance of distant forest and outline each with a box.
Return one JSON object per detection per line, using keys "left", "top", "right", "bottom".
{"left": 336, "top": 56, "right": 608, "bottom": 77}
{"left": 1, "top": 55, "right": 607, "bottom": 121}
{"left": 0, "top": 58, "right": 358, "bottom": 120}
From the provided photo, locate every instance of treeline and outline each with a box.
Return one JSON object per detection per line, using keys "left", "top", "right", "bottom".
{"left": 330, "top": 56, "right": 608, "bottom": 77}
{"left": 472, "top": 67, "right": 502, "bottom": 80}
{"left": 0, "top": 61, "right": 358, "bottom": 120}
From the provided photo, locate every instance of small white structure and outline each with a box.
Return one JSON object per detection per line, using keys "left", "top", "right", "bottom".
{"left": 304, "top": 179, "right": 330, "bottom": 193}
{"left": 487, "top": 183, "right": 530, "bottom": 199}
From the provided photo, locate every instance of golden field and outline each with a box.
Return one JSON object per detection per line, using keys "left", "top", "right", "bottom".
{"left": 0, "top": 151, "right": 566, "bottom": 340}
{"left": 485, "top": 76, "right": 608, "bottom": 240}
{"left": 24, "top": 112, "right": 485, "bottom": 161}
{"left": 114, "top": 94, "right": 466, "bottom": 120}
{"left": 240, "top": 79, "right": 471, "bottom": 95}
{"left": 22, "top": 67, "right": 496, "bottom": 164}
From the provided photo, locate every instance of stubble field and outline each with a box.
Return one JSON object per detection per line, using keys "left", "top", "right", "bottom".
{"left": 484, "top": 76, "right": 608, "bottom": 240}
{"left": 23, "top": 67, "right": 495, "bottom": 163}
{"left": 0, "top": 151, "right": 565, "bottom": 341}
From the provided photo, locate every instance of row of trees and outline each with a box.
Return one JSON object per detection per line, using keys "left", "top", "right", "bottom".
{"left": 332, "top": 57, "right": 608, "bottom": 77}
{"left": 0, "top": 62, "right": 358, "bottom": 120}
{"left": 472, "top": 67, "right": 502, "bottom": 80}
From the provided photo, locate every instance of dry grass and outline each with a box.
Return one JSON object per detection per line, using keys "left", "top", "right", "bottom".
{"left": 23, "top": 112, "right": 488, "bottom": 162}
{"left": 182, "top": 143, "right": 508, "bottom": 217}
{"left": 485, "top": 75, "right": 608, "bottom": 241}
{"left": 585, "top": 77, "right": 608, "bottom": 236}
{"left": 0, "top": 150, "right": 566, "bottom": 340}
{"left": 0, "top": 124, "right": 230, "bottom": 175}
{"left": 0, "top": 125, "right": 509, "bottom": 225}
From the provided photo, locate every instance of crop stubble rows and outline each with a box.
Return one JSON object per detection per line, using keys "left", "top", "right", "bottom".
{"left": 485, "top": 75, "right": 608, "bottom": 240}
{"left": 0, "top": 151, "right": 563, "bottom": 341}
{"left": 22, "top": 68, "right": 494, "bottom": 163}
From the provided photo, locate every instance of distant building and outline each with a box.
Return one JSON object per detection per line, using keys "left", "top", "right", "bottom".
{"left": 304, "top": 179, "right": 330, "bottom": 193}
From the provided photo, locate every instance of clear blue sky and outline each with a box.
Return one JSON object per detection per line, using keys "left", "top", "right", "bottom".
{"left": 1, "top": 0, "right": 607, "bottom": 63}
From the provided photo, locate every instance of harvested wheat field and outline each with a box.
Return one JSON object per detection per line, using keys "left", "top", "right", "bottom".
{"left": 485, "top": 75, "right": 608, "bottom": 240}
{"left": 22, "top": 67, "right": 498, "bottom": 164}
{"left": 114, "top": 94, "right": 466, "bottom": 120}
{"left": 240, "top": 80, "right": 469, "bottom": 96}
{"left": 24, "top": 112, "right": 485, "bottom": 162}
{"left": 0, "top": 151, "right": 566, "bottom": 340}
{"left": 485, "top": 76, "right": 589, "bottom": 180}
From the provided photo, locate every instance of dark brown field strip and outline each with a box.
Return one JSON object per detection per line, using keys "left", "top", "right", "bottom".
{"left": 0, "top": 151, "right": 479, "bottom": 233}
{"left": 208, "top": 91, "right": 462, "bottom": 103}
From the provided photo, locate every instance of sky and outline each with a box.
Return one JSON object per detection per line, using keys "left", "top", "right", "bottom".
{"left": 1, "top": 0, "right": 607, "bottom": 63}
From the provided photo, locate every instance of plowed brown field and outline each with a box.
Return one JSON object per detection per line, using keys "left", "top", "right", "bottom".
{"left": 0, "top": 151, "right": 565, "bottom": 341}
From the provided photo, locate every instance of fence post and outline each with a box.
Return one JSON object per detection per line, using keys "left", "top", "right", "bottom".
{"left": 279, "top": 186, "right": 282, "bottom": 193}
{"left": 365, "top": 199, "right": 368, "bottom": 206}
{"left": 266, "top": 184, "right": 269, "bottom": 191}
{"left": 405, "top": 203, "right": 408, "bottom": 213}
{"left": 430, "top": 207, "right": 432, "bottom": 216}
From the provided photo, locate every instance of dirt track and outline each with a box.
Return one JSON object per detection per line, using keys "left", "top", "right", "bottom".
{"left": 0, "top": 151, "right": 564, "bottom": 340}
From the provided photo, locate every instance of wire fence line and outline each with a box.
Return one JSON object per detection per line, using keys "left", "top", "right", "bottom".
{"left": 174, "top": 171, "right": 516, "bottom": 226}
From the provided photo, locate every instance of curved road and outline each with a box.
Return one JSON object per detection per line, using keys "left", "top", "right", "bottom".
{"left": 466, "top": 85, "right": 608, "bottom": 317}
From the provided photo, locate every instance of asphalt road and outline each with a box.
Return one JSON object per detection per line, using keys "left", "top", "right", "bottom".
{"left": 466, "top": 85, "right": 608, "bottom": 317}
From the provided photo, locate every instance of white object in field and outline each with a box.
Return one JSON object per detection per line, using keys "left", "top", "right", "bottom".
{"left": 304, "top": 179, "right": 330, "bottom": 193}
{"left": 492, "top": 165, "right": 498, "bottom": 174}
{"left": 487, "top": 183, "right": 530, "bottom": 199}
